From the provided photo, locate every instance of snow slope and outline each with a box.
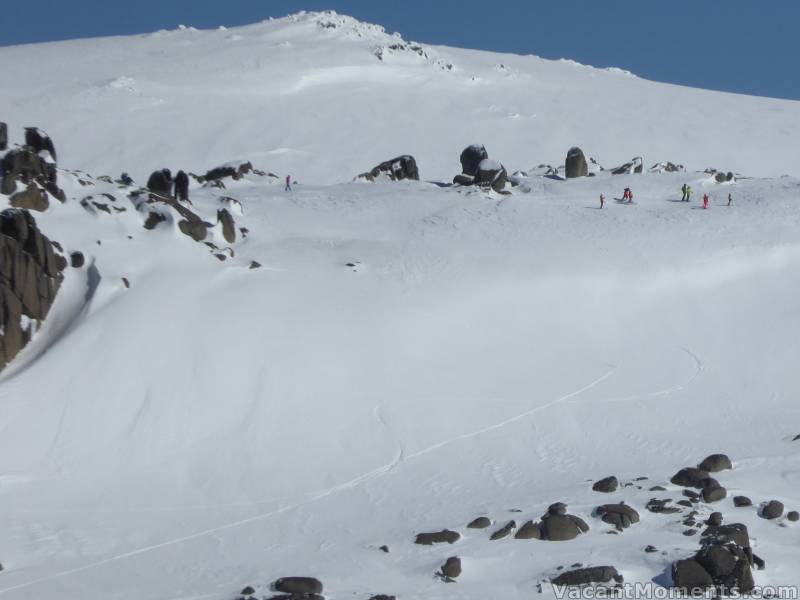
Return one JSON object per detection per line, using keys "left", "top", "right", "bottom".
{"left": 1, "top": 11, "right": 799, "bottom": 183}
{"left": 0, "top": 10, "right": 799, "bottom": 600}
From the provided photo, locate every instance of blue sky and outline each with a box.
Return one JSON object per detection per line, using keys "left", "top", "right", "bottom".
{"left": 2, "top": 1, "right": 799, "bottom": 101}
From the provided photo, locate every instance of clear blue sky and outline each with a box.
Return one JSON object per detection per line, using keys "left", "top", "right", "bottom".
{"left": 3, "top": 1, "right": 799, "bottom": 101}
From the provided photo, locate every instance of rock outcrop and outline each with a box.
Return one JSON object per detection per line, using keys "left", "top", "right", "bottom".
{"left": 611, "top": 157, "right": 644, "bottom": 175}
{"left": 204, "top": 161, "right": 253, "bottom": 182}
{"left": 459, "top": 144, "right": 488, "bottom": 177}
{"left": 565, "top": 147, "right": 588, "bottom": 178}
{"left": 359, "top": 155, "right": 419, "bottom": 182}
{"left": 0, "top": 209, "right": 66, "bottom": 370}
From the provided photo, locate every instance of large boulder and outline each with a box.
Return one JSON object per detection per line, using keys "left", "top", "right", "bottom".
{"left": 698, "top": 454, "right": 732, "bottom": 473}
{"left": 217, "top": 208, "right": 236, "bottom": 244}
{"left": 474, "top": 159, "right": 507, "bottom": 192}
{"left": 541, "top": 512, "right": 589, "bottom": 541}
{"left": 490, "top": 520, "right": 516, "bottom": 540}
{"left": 760, "top": 500, "right": 784, "bottom": 520}
{"left": 670, "top": 467, "right": 710, "bottom": 489}
{"left": 459, "top": 144, "right": 488, "bottom": 177}
{"left": 147, "top": 169, "right": 173, "bottom": 199}
{"left": 24, "top": 127, "right": 56, "bottom": 161}
{"left": 565, "top": 147, "right": 588, "bottom": 178}
{"left": 272, "top": 577, "right": 322, "bottom": 595}
{"left": 359, "top": 155, "right": 419, "bottom": 182}
{"left": 596, "top": 503, "right": 640, "bottom": 531}
{"left": 0, "top": 209, "right": 65, "bottom": 370}
{"left": 414, "top": 529, "right": 460, "bottom": 545}
{"left": 552, "top": 566, "right": 620, "bottom": 587}
{"left": 592, "top": 476, "right": 618, "bottom": 493}
{"left": 0, "top": 122, "right": 7, "bottom": 151}
{"left": 439, "top": 556, "right": 461, "bottom": 580}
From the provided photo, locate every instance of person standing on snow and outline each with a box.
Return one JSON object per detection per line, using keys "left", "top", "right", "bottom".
{"left": 727, "top": 192, "right": 732, "bottom": 206}
{"left": 600, "top": 193, "right": 605, "bottom": 209}
{"left": 703, "top": 193, "right": 709, "bottom": 209}
{"left": 622, "top": 187, "right": 630, "bottom": 202}
{"left": 685, "top": 185, "right": 693, "bottom": 203}
{"left": 681, "top": 184, "right": 688, "bottom": 202}
{"left": 285, "top": 175, "right": 292, "bottom": 192}
{"left": 628, "top": 189, "right": 634, "bottom": 204}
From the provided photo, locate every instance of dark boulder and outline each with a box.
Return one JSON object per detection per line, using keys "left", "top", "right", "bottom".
{"left": 565, "top": 147, "right": 588, "bottom": 178}
{"left": 551, "top": 566, "right": 620, "bottom": 587}
{"left": 147, "top": 169, "right": 173, "bottom": 199}
{"left": 178, "top": 218, "right": 208, "bottom": 242}
{"left": 359, "top": 155, "right": 419, "bottom": 182}
{"left": 467, "top": 516, "right": 491, "bottom": 529}
{"left": 459, "top": 144, "right": 488, "bottom": 177}
{"left": 672, "top": 559, "right": 713, "bottom": 592}
{"left": 645, "top": 498, "right": 681, "bottom": 514}
{"left": 698, "top": 454, "right": 732, "bottom": 473}
{"left": 733, "top": 496, "right": 752, "bottom": 507}
{"left": 702, "top": 484, "right": 727, "bottom": 503}
{"left": 174, "top": 170, "right": 190, "bottom": 202}
{"left": 788, "top": 511, "right": 799, "bottom": 522}
{"left": 439, "top": 556, "right": 462, "bottom": 580}
{"left": 490, "top": 520, "right": 516, "bottom": 540}
{"left": 474, "top": 159, "right": 507, "bottom": 192}
{"left": 670, "top": 467, "right": 710, "bottom": 489}
{"left": 143, "top": 211, "right": 167, "bottom": 230}
{"left": 548, "top": 502, "right": 567, "bottom": 516}
{"left": 414, "top": 529, "right": 460, "bottom": 545}
{"left": 69, "top": 251, "right": 85, "bottom": 268}
{"left": 0, "top": 122, "right": 7, "bottom": 151}
{"left": 273, "top": 577, "right": 323, "bottom": 595}
{"left": 541, "top": 513, "right": 589, "bottom": 541}
{"left": 760, "top": 500, "right": 784, "bottom": 520}
{"left": 24, "top": 127, "right": 56, "bottom": 161}
{"left": 592, "top": 476, "right": 618, "bottom": 493}
{"left": 217, "top": 209, "right": 236, "bottom": 244}
{"left": 596, "top": 503, "right": 640, "bottom": 531}
{"left": 707, "top": 512, "right": 723, "bottom": 527}
{"left": 452, "top": 173, "right": 475, "bottom": 186}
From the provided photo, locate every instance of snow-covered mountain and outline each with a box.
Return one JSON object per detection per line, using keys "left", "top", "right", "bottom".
{"left": 2, "top": 10, "right": 800, "bottom": 184}
{"left": 0, "top": 10, "right": 799, "bottom": 600}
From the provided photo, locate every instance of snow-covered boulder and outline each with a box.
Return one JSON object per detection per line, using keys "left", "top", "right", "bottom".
{"left": 611, "top": 156, "right": 644, "bottom": 175}
{"left": 358, "top": 155, "right": 419, "bottom": 182}
{"left": 565, "top": 147, "right": 588, "bottom": 178}
{"left": 24, "top": 127, "right": 57, "bottom": 161}
{"left": 459, "top": 144, "right": 488, "bottom": 177}
{"left": 649, "top": 161, "right": 685, "bottom": 173}
{"left": 1, "top": 144, "right": 64, "bottom": 202}
{"left": 474, "top": 158, "right": 507, "bottom": 192}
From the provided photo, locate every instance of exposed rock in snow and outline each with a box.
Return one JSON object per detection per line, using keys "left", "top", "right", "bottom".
{"left": 565, "top": 147, "right": 588, "bottom": 178}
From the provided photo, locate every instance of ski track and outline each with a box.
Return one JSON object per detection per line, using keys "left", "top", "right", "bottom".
{"left": 0, "top": 365, "right": 617, "bottom": 595}
{"left": 564, "top": 347, "right": 703, "bottom": 405}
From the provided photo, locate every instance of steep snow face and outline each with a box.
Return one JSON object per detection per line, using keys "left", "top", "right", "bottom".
{"left": 1, "top": 11, "right": 799, "bottom": 183}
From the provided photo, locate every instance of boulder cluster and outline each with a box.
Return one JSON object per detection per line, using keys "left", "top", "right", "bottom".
{"left": 0, "top": 208, "right": 66, "bottom": 368}
{"left": 1, "top": 123, "right": 66, "bottom": 210}
{"left": 453, "top": 145, "right": 508, "bottom": 193}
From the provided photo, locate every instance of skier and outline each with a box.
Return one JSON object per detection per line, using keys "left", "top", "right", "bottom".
{"left": 685, "top": 185, "right": 693, "bottom": 202}
{"left": 285, "top": 175, "right": 292, "bottom": 192}
{"left": 622, "top": 187, "right": 631, "bottom": 202}
{"left": 681, "top": 183, "right": 688, "bottom": 202}
{"left": 727, "top": 192, "right": 732, "bottom": 206}
{"left": 600, "top": 193, "right": 605, "bottom": 209}
{"left": 703, "top": 193, "right": 709, "bottom": 209}
{"left": 628, "top": 189, "right": 634, "bottom": 204}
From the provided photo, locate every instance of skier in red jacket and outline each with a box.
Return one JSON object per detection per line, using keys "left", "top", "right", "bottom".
{"left": 703, "top": 193, "right": 709, "bottom": 209}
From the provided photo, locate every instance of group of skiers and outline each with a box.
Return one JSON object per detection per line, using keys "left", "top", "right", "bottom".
{"left": 598, "top": 185, "right": 733, "bottom": 210}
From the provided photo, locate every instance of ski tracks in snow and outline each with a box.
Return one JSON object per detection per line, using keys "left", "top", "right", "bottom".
{"left": 0, "top": 362, "right": 623, "bottom": 595}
